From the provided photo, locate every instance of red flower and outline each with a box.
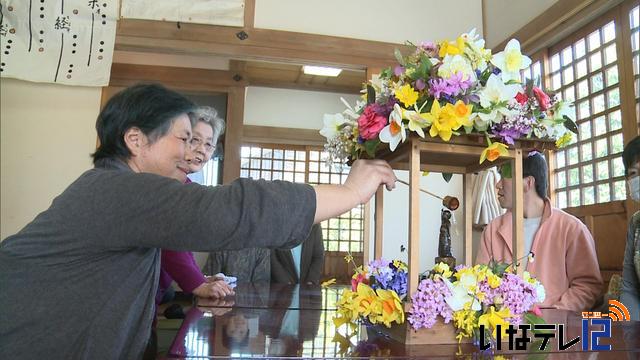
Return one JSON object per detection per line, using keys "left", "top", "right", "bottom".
{"left": 357, "top": 105, "right": 388, "bottom": 140}
{"left": 351, "top": 273, "right": 369, "bottom": 291}
{"left": 515, "top": 92, "right": 529, "bottom": 105}
{"left": 532, "top": 87, "right": 551, "bottom": 111}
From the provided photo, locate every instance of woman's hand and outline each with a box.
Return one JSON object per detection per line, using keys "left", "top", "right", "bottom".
{"left": 314, "top": 159, "right": 396, "bottom": 223}
{"left": 192, "top": 279, "right": 235, "bottom": 298}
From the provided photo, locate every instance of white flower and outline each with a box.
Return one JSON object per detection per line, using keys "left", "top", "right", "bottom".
{"left": 319, "top": 113, "right": 346, "bottom": 139}
{"left": 478, "top": 74, "right": 521, "bottom": 108}
{"left": 491, "top": 39, "right": 532, "bottom": 82}
{"left": 535, "top": 282, "right": 546, "bottom": 303}
{"left": 404, "top": 108, "right": 430, "bottom": 138}
{"left": 379, "top": 104, "right": 406, "bottom": 151}
{"left": 443, "top": 278, "right": 481, "bottom": 312}
{"left": 438, "top": 55, "right": 476, "bottom": 81}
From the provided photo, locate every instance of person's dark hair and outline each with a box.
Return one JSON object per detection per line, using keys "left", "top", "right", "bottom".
{"left": 221, "top": 324, "right": 249, "bottom": 349}
{"left": 622, "top": 135, "right": 640, "bottom": 177}
{"left": 523, "top": 151, "right": 548, "bottom": 199}
{"left": 92, "top": 84, "right": 196, "bottom": 164}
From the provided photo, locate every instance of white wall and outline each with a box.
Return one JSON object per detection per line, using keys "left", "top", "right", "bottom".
{"left": 244, "top": 86, "right": 467, "bottom": 265}
{"left": 244, "top": 86, "right": 359, "bottom": 129}
{"left": 1, "top": 79, "right": 100, "bottom": 239}
{"left": 255, "top": 0, "right": 483, "bottom": 44}
{"left": 370, "top": 172, "right": 466, "bottom": 268}
{"left": 483, "top": 0, "right": 559, "bottom": 49}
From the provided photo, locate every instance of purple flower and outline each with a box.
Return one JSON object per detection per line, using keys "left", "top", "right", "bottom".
{"left": 428, "top": 78, "right": 452, "bottom": 99}
{"left": 394, "top": 66, "right": 405, "bottom": 76}
{"left": 490, "top": 114, "right": 535, "bottom": 144}
{"left": 407, "top": 278, "right": 453, "bottom": 330}
{"left": 370, "top": 102, "right": 394, "bottom": 119}
{"left": 415, "top": 78, "right": 426, "bottom": 91}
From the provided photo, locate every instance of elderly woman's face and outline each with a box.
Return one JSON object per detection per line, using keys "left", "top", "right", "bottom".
{"left": 187, "top": 121, "right": 215, "bottom": 173}
{"left": 135, "top": 114, "right": 192, "bottom": 182}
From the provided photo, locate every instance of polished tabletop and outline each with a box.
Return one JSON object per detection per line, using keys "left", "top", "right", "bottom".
{"left": 168, "top": 285, "right": 640, "bottom": 359}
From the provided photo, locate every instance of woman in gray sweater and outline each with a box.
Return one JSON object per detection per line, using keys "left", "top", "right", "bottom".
{"left": 0, "top": 84, "right": 397, "bottom": 359}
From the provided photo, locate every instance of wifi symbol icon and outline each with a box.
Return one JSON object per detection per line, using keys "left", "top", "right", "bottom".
{"left": 606, "top": 300, "right": 631, "bottom": 321}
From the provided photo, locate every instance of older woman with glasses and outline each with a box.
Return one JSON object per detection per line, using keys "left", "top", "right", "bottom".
{"left": 156, "top": 106, "right": 233, "bottom": 306}
{"left": 0, "top": 84, "right": 397, "bottom": 359}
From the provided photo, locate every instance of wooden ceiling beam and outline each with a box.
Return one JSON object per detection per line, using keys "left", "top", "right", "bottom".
{"left": 115, "top": 19, "right": 406, "bottom": 69}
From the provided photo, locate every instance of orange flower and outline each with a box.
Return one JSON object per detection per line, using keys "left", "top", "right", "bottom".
{"left": 480, "top": 142, "right": 509, "bottom": 164}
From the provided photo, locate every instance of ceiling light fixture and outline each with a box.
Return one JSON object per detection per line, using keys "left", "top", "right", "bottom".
{"left": 302, "top": 65, "right": 342, "bottom": 77}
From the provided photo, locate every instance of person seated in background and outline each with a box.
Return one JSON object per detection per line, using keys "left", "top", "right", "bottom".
{"left": 271, "top": 223, "right": 325, "bottom": 285}
{"left": 202, "top": 248, "right": 271, "bottom": 283}
{"left": 621, "top": 135, "right": 640, "bottom": 320}
{"left": 157, "top": 106, "right": 233, "bottom": 306}
{"left": 476, "top": 151, "right": 602, "bottom": 312}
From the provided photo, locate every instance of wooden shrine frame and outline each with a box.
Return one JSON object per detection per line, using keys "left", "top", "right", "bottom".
{"left": 367, "top": 135, "right": 555, "bottom": 294}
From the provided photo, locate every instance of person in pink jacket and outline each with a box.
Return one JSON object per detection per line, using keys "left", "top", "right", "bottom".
{"left": 476, "top": 152, "right": 603, "bottom": 312}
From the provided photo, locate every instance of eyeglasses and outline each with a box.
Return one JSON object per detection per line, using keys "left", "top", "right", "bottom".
{"left": 190, "top": 137, "right": 215, "bottom": 152}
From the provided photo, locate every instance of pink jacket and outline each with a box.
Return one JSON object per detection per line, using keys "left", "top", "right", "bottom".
{"left": 476, "top": 199, "right": 603, "bottom": 312}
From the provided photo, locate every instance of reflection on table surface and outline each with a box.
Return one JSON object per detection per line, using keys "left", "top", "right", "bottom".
{"left": 170, "top": 285, "right": 640, "bottom": 359}
{"left": 196, "top": 283, "right": 347, "bottom": 310}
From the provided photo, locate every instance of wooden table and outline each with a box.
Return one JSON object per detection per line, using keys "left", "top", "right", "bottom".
{"left": 167, "top": 285, "right": 640, "bottom": 358}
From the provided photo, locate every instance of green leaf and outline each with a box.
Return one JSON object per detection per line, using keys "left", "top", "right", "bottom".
{"left": 563, "top": 116, "right": 579, "bottom": 134}
{"left": 394, "top": 48, "right": 405, "bottom": 66}
{"left": 366, "top": 85, "right": 376, "bottom": 105}
{"left": 524, "top": 313, "right": 547, "bottom": 331}
{"left": 488, "top": 260, "right": 510, "bottom": 276}
{"left": 499, "top": 162, "right": 512, "bottom": 179}
{"left": 364, "top": 139, "right": 380, "bottom": 158}
{"left": 380, "top": 67, "right": 392, "bottom": 79}
{"left": 442, "top": 173, "right": 453, "bottom": 183}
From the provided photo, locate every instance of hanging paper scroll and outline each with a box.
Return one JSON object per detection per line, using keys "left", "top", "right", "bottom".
{"left": 121, "top": 0, "right": 244, "bottom": 27}
{"left": 0, "top": 0, "right": 117, "bottom": 86}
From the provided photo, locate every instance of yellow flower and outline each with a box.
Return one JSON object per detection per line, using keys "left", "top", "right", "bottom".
{"left": 394, "top": 84, "right": 419, "bottom": 107}
{"left": 452, "top": 309, "right": 478, "bottom": 341}
{"left": 344, "top": 254, "right": 354, "bottom": 264}
{"left": 425, "top": 100, "right": 460, "bottom": 141}
{"left": 321, "top": 278, "right": 336, "bottom": 288}
{"left": 478, "top": 306, "right": 512, "bottom": 339}
{"left": 555, "top": 132, "right": 573, "bottom": 148}
{"left": 447, "top": 101, "right": 473, "bottom": 127}
{"left": 479, "top": 141, "right": 509, "bottom": 164}
{"left": 375, "top": 288, "right": 405, "bottom": 327}
{"left": 433, "top": 262, "right": 453, "bottom": 278}
{"left": 487, "top": 273, "right": 501, "bottom": 288}
{"left": 354, "top": 283, "right": 379, "bottom": 319}
{"left": 439, "top": 36, "right": 466, "bottom": 57}
{"left": 392, "top": 259, "right": 408, "bottom": 272}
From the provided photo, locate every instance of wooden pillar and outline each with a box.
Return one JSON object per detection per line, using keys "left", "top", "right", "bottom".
{"left": 222, "top": 86, "right": 244, "bottom": 184}
{"left": 363, "top": 202, "right": 371, "bottom": 265}
{"left": 408, "top": 139, "right": 421, "bottom": 294}
{"left": 464, "top": 173, "right": 474, "bottom": 266}
{"left": 374, "top": 187, "right": 384, "bottom": 259}
{"left": 511, "top": 149, "right": 525, "bottom": 275}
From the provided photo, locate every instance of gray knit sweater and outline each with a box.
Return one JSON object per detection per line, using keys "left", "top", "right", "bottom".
{"left": 0, "top": 158, "right": 316, "bottom": 359}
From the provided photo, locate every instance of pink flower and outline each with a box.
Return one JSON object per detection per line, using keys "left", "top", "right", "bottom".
{"left": 532, "top": 87, "right": 551, "bottom": 111}
{"left": 515, "top": 92, "right": 529, "bottom": 105}
{"left": 351, "top": 273, "right": 369, "bottom": 291}
{"left": 357, "top": 105, "right": 388, "bottom": 140}
{"left": 530, "top": 305, "right": 543, "bottom": 317}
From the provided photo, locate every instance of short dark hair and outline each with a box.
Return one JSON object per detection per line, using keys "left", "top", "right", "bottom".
{"left": 622, "top": 136, "right": 640, "bottom": 177}
{"left": 221, "top": 324, "right": 249, "bottom": 349}
{"left": 523, "top": 152, "right": 548, "bottom": 199}
{"left": 92, "top": 84, "right": 195, "bottom": 164}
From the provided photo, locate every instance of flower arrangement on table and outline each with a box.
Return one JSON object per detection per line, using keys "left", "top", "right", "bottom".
{"left": 320, "top": 30, "right": 577, "bottom": 167}
{"left": 333, "top": 258, "right": 409, "bottom": 330}
{"left": 333, "top": 256, "right": 546, "bottom": 345}
{"left": 409, "top": 260, "right": 545, "bottom": 343}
